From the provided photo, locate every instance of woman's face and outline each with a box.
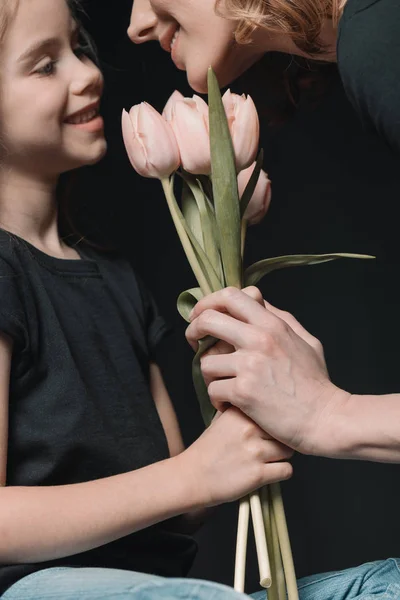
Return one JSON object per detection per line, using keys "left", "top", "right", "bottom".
{"left": 128, "top": 0, "right": 265, "bottom": 93}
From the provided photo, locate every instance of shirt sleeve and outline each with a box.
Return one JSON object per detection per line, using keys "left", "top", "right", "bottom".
{"left": 0, "top": 257, "right": 27, "bottom": 347}
{"left": 337, "top": 0, "right": 400, "bottom": 152}
{"left": 135, "top": 275, "right": 172, "bottom": 359}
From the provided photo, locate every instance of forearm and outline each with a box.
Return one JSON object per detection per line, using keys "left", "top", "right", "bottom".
{"left": 0, "top": 455, "right": 199, "bottom": 564}
{"left": 311, "top": 390, "right": 400, "bottom": 462}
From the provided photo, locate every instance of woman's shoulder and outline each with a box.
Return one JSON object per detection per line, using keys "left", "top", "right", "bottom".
{"left": 340, "top": 0, "right": 387, "bottom": 23}
{"left": 337, "top": 0, "right": 400, "bottom": 152}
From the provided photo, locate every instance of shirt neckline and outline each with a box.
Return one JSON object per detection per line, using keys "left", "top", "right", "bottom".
{"left": 9, "top": 232, "right": 100, "bottom": 275}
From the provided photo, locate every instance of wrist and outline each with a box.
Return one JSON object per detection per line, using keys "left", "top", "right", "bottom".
{"left": 171, "top": 451, "right": 212, "bottom": 512}
{"left": 302, "top": 384, "right": 353, "bottom": 458}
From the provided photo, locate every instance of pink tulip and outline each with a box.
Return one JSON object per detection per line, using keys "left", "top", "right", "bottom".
{"left": 162, "top": 90, "right": 185, "bottom": 121}
{"left": 170, "top": 95, "right": 211, "bottom": 175}
{"left": 238, "top": 162, "right": 272, "bottom": 225}
{"left": 222, "top": 90, "right": 260, "bottom": 172}
{"left": 122, "top": 103, "right": 180, "bottom": 179}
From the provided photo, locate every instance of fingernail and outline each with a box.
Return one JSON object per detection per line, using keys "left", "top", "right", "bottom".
{"left": 189, "top": 308, "right": 195, "bottom": 321}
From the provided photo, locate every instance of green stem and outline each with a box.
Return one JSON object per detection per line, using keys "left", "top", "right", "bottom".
{"left": 270, "top": 483, "right": 299, "bottom": 600}
{"left": 161, "top": 178, "right": 212, "bottom": 296}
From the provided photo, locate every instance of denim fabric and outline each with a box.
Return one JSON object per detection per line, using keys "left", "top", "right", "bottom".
{"left": 1, "top": 567, "right": 250, "bottom": 600}
{"left": 3, "top": 559, "right": 400, "bottom": 600}
{"left": 251, "top": 558, "right": 400, "bottom": 600}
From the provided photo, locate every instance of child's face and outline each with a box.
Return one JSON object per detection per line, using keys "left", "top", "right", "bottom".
{"left": 128, "top": 0, "right": 264, "bottom": 93}
{"left": 0, "top": 0, "right": 107, "bottom": 177}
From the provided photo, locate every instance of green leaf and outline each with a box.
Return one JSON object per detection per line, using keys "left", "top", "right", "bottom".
{"left": 192, "top": 336, "right": 218, "bottom": 427}
{"left": 244, "top": 253, "right": 375, "bottom": 286}
{"left": 181, "top": 182, "right": 204, "bottom": 249}
{"left": 240, "top": 149, "right": 264, "bottom": 219}
{"left": 208, "top": 68, "right": 242, "bottom": 289}
{"left": 182, "top": 173, "right": 223, "bottom": 282}
{"left": 177, "top": 287, "right": 203, "bottom": 323}
{"left": 165, "top": 177, "right": 222, "bottom": 292}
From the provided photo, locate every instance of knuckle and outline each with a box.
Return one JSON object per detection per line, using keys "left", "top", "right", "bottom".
{"left": 311, "top": 336, "right": 324, "bottom": 354}
{"left": 255, "top": 330, "right": 274, "bottom": 353}
{"left": 222, "top": 286, "right": 239, "bottom": 301}
{"left": 234, "top": 376, "right": 253, "bottom": 408}
{"left": 246, "top": 286, "right": 263, "bottom": 303}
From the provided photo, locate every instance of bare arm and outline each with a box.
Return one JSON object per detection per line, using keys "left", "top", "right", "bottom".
{"left": 186, "top": 287, "right": 400, "bottom": 463}
{"left": 150, "top": 362, "right": 212, "bottom": 532}
{"left": 0, "top": 334, "right": 292, "bottom": 564}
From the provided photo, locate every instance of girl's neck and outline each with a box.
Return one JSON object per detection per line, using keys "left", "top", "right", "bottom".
{"left": 0, "top": 170, "right": 79, "bottom": 260}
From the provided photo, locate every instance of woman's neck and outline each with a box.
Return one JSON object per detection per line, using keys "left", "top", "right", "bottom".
{"left": 0, "top": 169, "right": 78, "bottom": 259}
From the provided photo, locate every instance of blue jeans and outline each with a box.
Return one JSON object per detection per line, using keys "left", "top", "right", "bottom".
{"left": 2, "top": 559, "right": 400, "bottom": 599}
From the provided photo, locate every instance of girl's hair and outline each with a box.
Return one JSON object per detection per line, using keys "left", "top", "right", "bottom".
{"left": 218, "top": 0, "right": 346, "bottom": 55}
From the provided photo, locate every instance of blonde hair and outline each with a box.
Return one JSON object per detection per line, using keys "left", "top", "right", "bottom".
{"left": 218, "top": 0, "right": 346, "bottom": 54}
{"left": 0, "top": 0, "right": 18, "bottom": 42}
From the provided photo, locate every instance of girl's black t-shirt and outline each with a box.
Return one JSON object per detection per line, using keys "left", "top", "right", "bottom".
{"left": 338, "top": 0, "right": 400, "bottom": 152}
{"left": 0, "top": 230, "right": 197, "bottom": 595}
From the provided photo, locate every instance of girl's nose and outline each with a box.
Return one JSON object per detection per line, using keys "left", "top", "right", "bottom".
{"left": 71, "top": 59, "right": 104, "bottom": 98}
{"left": 128, "top": 0, "right": 158, "bottom": 44}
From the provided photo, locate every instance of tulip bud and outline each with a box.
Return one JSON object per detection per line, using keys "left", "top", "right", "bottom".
{"left": 222, "top": 90, "right": 260, "bottom": 172}
{"left": 238, "top": 162, "right": 272, "bottom": 225}
{"left": 162, "top": 90, "right": 185, "bottom": 121}
{"left": 170, "top": 95, "right": 211, "bottom": 175}
{"left": 122, "top": 103, "right": 180, "bottom": 179}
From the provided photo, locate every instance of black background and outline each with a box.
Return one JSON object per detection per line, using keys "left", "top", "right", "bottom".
{"left": 78, "top": 0, "right": 400, "bottom": 593}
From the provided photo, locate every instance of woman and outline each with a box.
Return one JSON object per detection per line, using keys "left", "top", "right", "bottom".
{"left": 126, "top": 1, "right": 400, "bottom": 597}
{"left": 128, "top": 0, "right": 400, "bottom": 152}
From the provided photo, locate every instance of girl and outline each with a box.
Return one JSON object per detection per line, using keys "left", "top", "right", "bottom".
{"left": 128, "top": 0, "right": 400, "bottom": 152}
{"left": 0, "top": 0, "right": 294, "bottom": 598}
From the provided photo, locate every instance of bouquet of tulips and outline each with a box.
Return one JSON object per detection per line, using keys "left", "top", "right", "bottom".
{"left": 122, "top": 68, "right": 371, "bottom": 599}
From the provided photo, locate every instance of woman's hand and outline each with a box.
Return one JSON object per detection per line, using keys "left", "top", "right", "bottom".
{"left": 186, "top": 287, "right": 350, "bottom": 456}
{"left": 178, "top": 407, "right": 293, "bottom": 508}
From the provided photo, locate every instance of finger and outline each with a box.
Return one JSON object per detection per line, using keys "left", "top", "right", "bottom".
{"left": 207, "top": 377, "right": 237, "bottom": 412}
{"left": 242, "top": 286, "right": 264, "bottom": 305}
{"left": 263, "top": 300, "right": 320, "bottom": 348}
{"left": 261, "top": 462, "right": 293, "bottom": 485}
{"left": 186, "top": 309, "right": 262, "bottom": 351}
{"left": 205, "top": 340, "right": 234, "bottom": 357}
{"left": 201, "top": 353, "right": 239, "bottom": 381}
{"left": 189, "top": 287, "right": 273, "bottom": 327}
{"left": 262, "top": 440, "right": 295, "bottom": 463}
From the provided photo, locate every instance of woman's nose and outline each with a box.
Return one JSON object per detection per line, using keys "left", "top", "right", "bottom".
{"left": 128, "top": 0, "right": 158, "bottom": 44}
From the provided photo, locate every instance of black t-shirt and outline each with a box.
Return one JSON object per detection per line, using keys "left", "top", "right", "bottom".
{"left": 337, "top": 0, "right": 400, "bottom": 152}
{"left": 0, "top": 230, "right": 197, "bottom": 595}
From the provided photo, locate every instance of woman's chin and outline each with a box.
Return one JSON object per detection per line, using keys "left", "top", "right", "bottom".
{"left": 187, "top": 68, "right": 235, "bottom": 94}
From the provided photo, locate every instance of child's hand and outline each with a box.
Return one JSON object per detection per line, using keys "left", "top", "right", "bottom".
{"left": 177, "top": 407, "right": 293, "bottom": 508}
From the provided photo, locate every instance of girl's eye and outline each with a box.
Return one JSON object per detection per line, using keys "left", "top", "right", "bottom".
{"left": 35, "top": 60, "right": 57, "bottom": 76}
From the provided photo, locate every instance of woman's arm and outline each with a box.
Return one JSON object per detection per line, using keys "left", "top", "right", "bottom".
{"left": 0, "top": 333, "right": 292, "bottom": 564}
{"left": 186, "top": 287, "right": 400, "bottom": 463}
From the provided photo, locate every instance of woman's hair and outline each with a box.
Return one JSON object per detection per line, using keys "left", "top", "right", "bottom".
{"left": 218, "top": 0, "right": 346, "bottom": 54}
